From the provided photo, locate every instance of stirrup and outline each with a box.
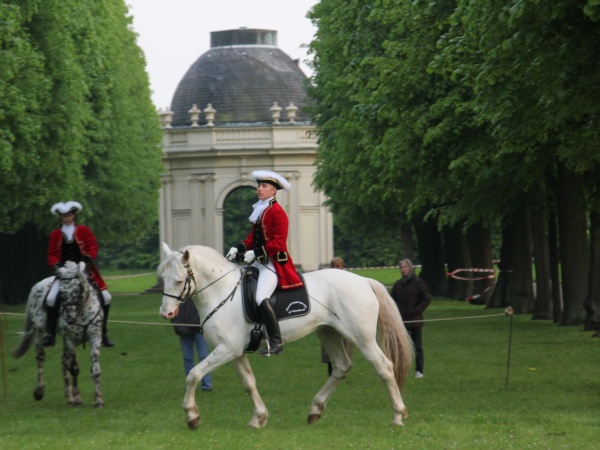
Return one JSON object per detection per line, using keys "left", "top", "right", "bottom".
{"left": 259, "top": 341, "right": 283, "bottom": 357}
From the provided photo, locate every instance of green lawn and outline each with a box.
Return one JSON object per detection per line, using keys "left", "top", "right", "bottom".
{"left": 0, "top": 271, "right": 598, "bottom": 449}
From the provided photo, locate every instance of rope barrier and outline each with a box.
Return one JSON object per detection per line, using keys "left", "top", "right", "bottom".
{"left": 1, "top": 311, "right": 508, "bottom": 326}
{"left": 0, "top": 307, "right": 515, "bottom": 392}
{"left": 104, "top": 272, "right": 155, "bottom": 280}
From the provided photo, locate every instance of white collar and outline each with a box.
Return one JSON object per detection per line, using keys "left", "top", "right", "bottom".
{"left": 61, "top": 223, "right": 76, "bottom": 241}
{"left": 248, "top": 197, "right": 274, "bottom": 223}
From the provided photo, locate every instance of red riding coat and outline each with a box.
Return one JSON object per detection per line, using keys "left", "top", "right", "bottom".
{"left": 239, "top": 199, "right": 303, "bottom": 290}
{"left": 47, "top": 225, "right": 107, "bottom": 291}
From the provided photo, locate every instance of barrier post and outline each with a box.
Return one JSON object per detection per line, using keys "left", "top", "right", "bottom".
{"left": 0, "top": 312, "right": 7, "bottom": 399}
{"left": 504, "top": 306, "right": 514, "bottom": 390}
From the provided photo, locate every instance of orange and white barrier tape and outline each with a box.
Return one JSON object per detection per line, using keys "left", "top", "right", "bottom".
{"left": 447, "top": 268, "right": 496, "bottom": 281}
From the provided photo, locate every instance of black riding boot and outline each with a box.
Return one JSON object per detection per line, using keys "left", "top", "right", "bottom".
{"left": 101, "top": 303, "right": 115, "bottom": 347}
{"left": 41, "top": 304, "right": 58, "bottom": 347}
{"left": 258, "top": 299, "right": 283, "bottom": 356}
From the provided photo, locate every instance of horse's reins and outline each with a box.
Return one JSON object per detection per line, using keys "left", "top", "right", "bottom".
{"left": 162, "top": 254, "right": 243, "bottom": 332}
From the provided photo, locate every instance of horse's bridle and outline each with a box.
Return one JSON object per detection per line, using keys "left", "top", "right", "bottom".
{"left": 162, "top": 263, "right": 198, "bottom": 302}
{"left": 59, "top": 273, "right": 102, "bottom": 332}
{"left": 162, "top": 258, "right": 243, "bottom": 331}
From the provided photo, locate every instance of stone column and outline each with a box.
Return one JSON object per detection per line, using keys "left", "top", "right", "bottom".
{"left": 160, "top": 173, "right": 173, "bottom": 248}
{"left": 189, "top": 174, "right": 206, "bottom": 244}
{"left": 284, "top": 171, "right": 301, "bottom": 268}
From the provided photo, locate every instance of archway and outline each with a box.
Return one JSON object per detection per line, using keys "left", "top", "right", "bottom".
{"left": 223, "top": 186, "right": 256, "bottom": 249}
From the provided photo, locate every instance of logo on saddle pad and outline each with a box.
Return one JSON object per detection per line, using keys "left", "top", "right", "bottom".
{"left": 241, "top": 268, "right": 310, "bottom": 324}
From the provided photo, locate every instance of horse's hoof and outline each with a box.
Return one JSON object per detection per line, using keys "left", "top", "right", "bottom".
{"left": 95, "top": 402, "right": 105, "bottom": 409}
{"left": 187, "top": 417, "right": 200, "bottom": 430}
{"left": 33, "top": 388, "right": 44, "bottom": 401}
{"left": 247, "top": 415, "right": 267, "bottom": 429}
{"left": 307, "top": 413, "right": 321, "bottom": 425}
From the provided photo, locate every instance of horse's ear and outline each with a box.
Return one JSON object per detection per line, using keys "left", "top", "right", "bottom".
{"left": 161, "top": 242, "right": 173, "bottom": 259}
{"left": 183, "top": 249, "right": 191, "bottom": 264}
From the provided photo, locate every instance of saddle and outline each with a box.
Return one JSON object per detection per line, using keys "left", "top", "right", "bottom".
{"left": 241, "top": 267, "right": 310, "bottom": 352}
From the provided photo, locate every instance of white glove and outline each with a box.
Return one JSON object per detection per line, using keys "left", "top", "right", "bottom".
{"left": 244, "top": 250, "right": 256, "bottom": 264}
{"left": 226, "top": 247, "right": 238, "bottom": 260}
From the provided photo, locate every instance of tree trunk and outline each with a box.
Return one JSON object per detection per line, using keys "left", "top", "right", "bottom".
{"left": 400, "top": 222, "right": 415, "bottom": 262}
{"left": 466, "top": 223, "right": 494, "bottom": 303}
{"left": 0, "top": 223, "right": 48, "bottom": 304}
{"left": 413, "top": 218, "right": 447, "bottom": 296}
{"left": 584, "top": 211, "right": 600, "bottom": 336}
{"left": 556, "top": 162, "right": 589, "bottom": 325}
{"left": 548, "top": 212, "right": 562, "bottom": 323}
{"left": 531, "top": 208, "right": 552, "bottom": 320}
{"left": 444, "top": 224, "right": 472, "bottom": 300}
{"left": 489, "top": 206, "right": 535, "bottom": 313}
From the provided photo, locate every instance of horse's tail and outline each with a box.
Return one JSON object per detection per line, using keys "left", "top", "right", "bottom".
{"left": 12, "top": 308, "right": 35, "bottom": 359}
{"left": 368, "top": 278, "right": 413, "bottom": 390}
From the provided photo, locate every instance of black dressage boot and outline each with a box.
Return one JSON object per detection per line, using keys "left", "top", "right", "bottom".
{"left": 40, "top": 303, "right": 58, "bottom": 347}
{"left": 257, "top": 299, "right": 283, "bottom": 356}
{"left": 101, "top": 303, "right": 115, "bottom": 347}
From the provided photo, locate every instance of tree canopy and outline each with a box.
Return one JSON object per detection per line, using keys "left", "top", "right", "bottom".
{"left": 307, "top": 0, "right": 600, "bottom": 326}
{"left": 0, "top": 0, "right": 163, "bottom": 303}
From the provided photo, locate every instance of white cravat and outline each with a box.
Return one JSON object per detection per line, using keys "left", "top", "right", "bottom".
{"left": 61, "top": 223, "right": 75, "bottom": 241}
{"left": 248, "top": 197, "right": 274, "bottom": 224}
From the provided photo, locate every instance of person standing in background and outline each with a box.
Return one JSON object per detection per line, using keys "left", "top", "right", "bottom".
{"left": 390, "top": 258, "right": 431, "bottom": 379}
{"left": 172, "top": 299, "right": 213, "bottom": 391}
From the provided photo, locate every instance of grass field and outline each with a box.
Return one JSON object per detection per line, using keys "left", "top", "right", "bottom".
{"left": 0, "top": 270, "right": 598, "bottom": 449}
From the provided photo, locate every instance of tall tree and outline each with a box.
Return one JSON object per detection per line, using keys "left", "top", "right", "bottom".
{"left": 0, "top": 0, "right": 162, "bottom": 303}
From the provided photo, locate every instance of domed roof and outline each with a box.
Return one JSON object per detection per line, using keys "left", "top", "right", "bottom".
{"left": 170, "top": 29, "right": 310, "bottom": 127}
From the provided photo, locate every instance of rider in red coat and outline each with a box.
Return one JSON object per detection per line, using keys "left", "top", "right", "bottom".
{"left": 226, "top": 170, "right": 303, "bottom": 356}
{"left": 41, "top": 201, "right": 115, "bottom": 348}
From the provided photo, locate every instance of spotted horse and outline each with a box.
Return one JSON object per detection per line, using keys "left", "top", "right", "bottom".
{"left": 12, "top": 261, "right": 105, "bottom": 408}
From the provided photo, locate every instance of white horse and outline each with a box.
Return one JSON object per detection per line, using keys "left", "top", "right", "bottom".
{"left": 12, "top": 261, "right": 105, "bottom": 408}
{"left": 158, "top": 243, "right": 413, "bottom": 430}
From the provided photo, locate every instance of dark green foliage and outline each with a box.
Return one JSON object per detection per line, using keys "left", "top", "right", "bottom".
{"left": 223, "top": 187, "right": 257, "bottom": 247}
{"left": 99, "top": 221, "right": 159, "bottom": 270}
{"left": 0, "top": 0, "right": 162, "bottom": 238}
{"left": 333, "top": 223, "right": 403, "bottom": 268}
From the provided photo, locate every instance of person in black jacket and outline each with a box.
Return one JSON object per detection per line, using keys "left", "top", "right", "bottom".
{"left": 171, "top": 300, "right": 213, "bottom": 391}
{"left": 390, "top": 259, "right": 431, "bottom": 379}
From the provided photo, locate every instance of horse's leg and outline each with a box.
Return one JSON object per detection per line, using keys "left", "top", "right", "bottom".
{"left": 61, "top": 344, "right": 74, "bottom": 405}
{"left": 90, "top": 334, "right": 104, "bottom": 409}
{"left": 183, "top": 344, "right": 237, "bottom": 430}
{"left": 358, "top": 341, "right": 407, "bottom": 426}
{"left": 62, "top": 343, "right": 81, "bottom": 406}
{"left": 70, "top": 349, "right": 81, "bottom": 406}
{"left": 233, "top": 355, "right": 268, "bottom": 428}
{"left": 307, "top": 329, "right": 352, "bottom": 424}
{"left": 33, "top": 339, "right": 46, "bottom": 401}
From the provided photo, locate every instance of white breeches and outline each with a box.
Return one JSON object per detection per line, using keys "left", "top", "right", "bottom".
{"left": 101, "top": 290, "right": 112, "bottom": 305}
{"left": 253, "top": 259, "right": 277, "bottom": 305}
{"left": 46, "top": 278, "right": 60, "bottom": 307}
{"left": 45, "top": 277, "right": 112, "bottom": 306}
